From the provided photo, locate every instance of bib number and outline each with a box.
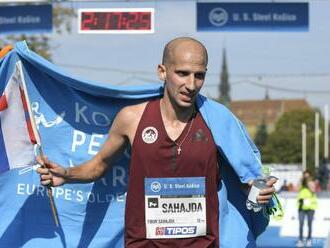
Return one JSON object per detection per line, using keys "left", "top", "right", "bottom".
{"left": 144, "top": 177, "right": 206, "bottom": 239}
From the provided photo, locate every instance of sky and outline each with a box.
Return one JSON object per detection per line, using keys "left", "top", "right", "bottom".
{"left": 45, "top": 0, "right": 330, "bottom": 113}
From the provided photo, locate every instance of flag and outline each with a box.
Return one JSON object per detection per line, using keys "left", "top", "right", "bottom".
{"left": 0, "top": 41, "right": 268, "bottom": 247}
{"left": 0, "top": 62, "right": 37, "bottom": 174}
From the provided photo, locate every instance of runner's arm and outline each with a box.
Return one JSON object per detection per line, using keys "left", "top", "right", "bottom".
{"left": 37, "top": 108, "right": 131, "bottom": 186}
{"left": 63, "top": 108, "right": 130, "bottom": 183}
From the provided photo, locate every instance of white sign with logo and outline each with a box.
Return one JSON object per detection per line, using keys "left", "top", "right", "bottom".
{"left": 209, "top": 8, "right": 228, "bottom": 27}
{"left": 144, "top": 177, "right": 206, "bottom": 239}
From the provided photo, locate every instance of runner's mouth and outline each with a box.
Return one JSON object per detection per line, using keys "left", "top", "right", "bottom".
{"left": 181, "top": 92, "right": 194, "bottom": 100}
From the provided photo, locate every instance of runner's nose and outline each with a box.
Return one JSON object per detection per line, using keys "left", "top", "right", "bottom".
{"left": 185, "top": 75, "right": 196, "bottom": 93}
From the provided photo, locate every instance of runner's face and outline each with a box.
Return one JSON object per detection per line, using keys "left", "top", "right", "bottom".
{"left": 158, "top": 46, "right": 207, "bottom": 109}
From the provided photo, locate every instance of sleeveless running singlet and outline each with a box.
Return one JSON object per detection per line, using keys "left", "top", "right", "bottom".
{"left": 125, "top": 99, "right": 220, "bottom": 247}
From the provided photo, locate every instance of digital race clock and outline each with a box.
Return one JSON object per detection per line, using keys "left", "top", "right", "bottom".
{"left": 78, "top": 8, "right": 154, "bottom": 34}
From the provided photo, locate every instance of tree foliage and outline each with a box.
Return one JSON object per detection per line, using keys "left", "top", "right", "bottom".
{"left": 262, "top": 110, "right": 325, "bottom": 172}
{"left": 0, "top": 4, "right": 75, "bottom": 60}
{"left": 254, "top": 118, "right": 268, "bottom": 153}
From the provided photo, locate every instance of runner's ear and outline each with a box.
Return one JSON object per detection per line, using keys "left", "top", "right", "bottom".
{"left": 157, "top": 64, "right": 166, "bottom": 81}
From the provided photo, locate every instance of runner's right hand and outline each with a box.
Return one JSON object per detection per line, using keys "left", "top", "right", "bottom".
{"left": 36, "top": 156, "right": 67, "bottom": 187}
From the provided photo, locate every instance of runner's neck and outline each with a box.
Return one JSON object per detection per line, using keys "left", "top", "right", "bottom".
{"left": 160, "top": 98, "right": 195, "bottom": 125}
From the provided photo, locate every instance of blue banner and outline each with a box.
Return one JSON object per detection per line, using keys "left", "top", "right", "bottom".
{"left": 0, "top": 4, "right": 52, "bottom": 34}
{"left": 197, "top": 2, "right": 308, "bottom": 31}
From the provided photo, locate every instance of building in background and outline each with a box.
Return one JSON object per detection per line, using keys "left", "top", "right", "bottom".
{"left": 218, "top": 47, "right": 231, "bottom": 107}
{"left": 230, "top": 98, "right": 311, "bottom": 138}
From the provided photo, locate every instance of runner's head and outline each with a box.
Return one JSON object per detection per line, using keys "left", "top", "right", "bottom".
{"left": 161, "top": 37, "right": 208, "bottom": 67}
{"left": 158, "top": 37, "right": 208, "bottom": 109}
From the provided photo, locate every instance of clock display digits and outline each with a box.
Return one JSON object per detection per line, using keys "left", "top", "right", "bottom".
{"left": 79, "top": 9, "right": 153, "bottom": 33}
{"left": 139, "top": 12, "right": 151, "bottom": 30}
{"left": 81, "top": 12, "right": 96, "bottom": 30}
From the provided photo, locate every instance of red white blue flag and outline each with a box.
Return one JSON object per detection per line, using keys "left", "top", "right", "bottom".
{"left": 0, "top": 62, "right": 38, "bottom": 174}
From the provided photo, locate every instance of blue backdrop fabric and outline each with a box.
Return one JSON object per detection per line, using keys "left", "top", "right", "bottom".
{"left": 0, "top": 41, "right": 268, "bottom": 248}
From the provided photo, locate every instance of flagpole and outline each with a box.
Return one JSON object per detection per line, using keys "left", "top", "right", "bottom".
{"left": 38, "top": 146, "right": 59, "bottom": 227}
{"left": 17, "top": 62, "right": 59, "bottom": 227}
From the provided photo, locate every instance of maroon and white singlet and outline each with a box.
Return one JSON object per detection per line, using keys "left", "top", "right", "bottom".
{"left": 125, "top": 99, "right": 220, "bottom": 247}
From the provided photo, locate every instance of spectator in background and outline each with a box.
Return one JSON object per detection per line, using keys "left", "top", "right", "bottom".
{"left": 279, "top": 179, "right": 289, "bottom": 192}
{"left": 296, "top": 175, "right": 318, "bottom": 248}
{"left": 302, "top": 169, "right": 312, "bottom": 180}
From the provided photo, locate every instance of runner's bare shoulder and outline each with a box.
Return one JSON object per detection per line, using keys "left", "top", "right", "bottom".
{"left": 116, "top": 102, "right": 148, "bottom": 123}
{"left": 113, "top": 101, "right": 149, "bottom": 141}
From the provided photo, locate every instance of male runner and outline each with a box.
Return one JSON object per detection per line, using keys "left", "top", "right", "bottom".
{"left": 38, "top": 37, "right": 276, "bottom": 247}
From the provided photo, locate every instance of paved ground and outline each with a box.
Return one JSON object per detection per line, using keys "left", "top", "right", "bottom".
{"left": 257, "top": 226, "right": 325, "bottom": 248}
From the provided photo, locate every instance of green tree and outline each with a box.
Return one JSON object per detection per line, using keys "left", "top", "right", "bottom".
{"left": 0, "top": 4, "right": 75, "bottom": 60}
{"left": 254, "top": 118, "right": 268, "bottom": 153}
{"left": 262, "top": 110, "right": 324, "bottom": 172}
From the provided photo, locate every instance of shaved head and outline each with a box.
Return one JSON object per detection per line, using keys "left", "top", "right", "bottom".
{"left": 162, "top": 37, "right": 208, "bottom": 67}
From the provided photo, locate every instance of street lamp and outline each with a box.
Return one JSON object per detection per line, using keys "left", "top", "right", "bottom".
{"left": 325, "top": 104, "right": 329, "bottom": 159}
{"left": 315, "top": 112, "right": 319, "bottom": 169}
{"left": 302, "top": 123, "right": 307, "bottom": 171}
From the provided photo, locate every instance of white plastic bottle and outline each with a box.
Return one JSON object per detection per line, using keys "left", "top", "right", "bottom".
{"left": 246, "top": 178, "right": 268, "bottom": 212}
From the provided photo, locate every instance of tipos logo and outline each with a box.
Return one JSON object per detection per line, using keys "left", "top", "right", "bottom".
{"left": 142, "top": 126, "right": 158, "bottom": 144}
{"left": 155, "top": 226, "right": 197, "bottom": 236}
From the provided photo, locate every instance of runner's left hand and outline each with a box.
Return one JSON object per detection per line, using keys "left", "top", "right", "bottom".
{"left": 252, "top": 177, "right": 277, "bottom": 205}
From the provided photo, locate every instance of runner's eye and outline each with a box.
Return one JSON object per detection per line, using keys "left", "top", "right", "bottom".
{"left": 176, "top": 71, "right": 189, "bottom": 77}
{"left": 195, "top": 73, "right": 205, "bottom": 80}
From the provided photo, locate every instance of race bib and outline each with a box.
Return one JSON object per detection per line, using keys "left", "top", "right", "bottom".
{"left": 144, "top": 177, "right": 206, "bottom": 239}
